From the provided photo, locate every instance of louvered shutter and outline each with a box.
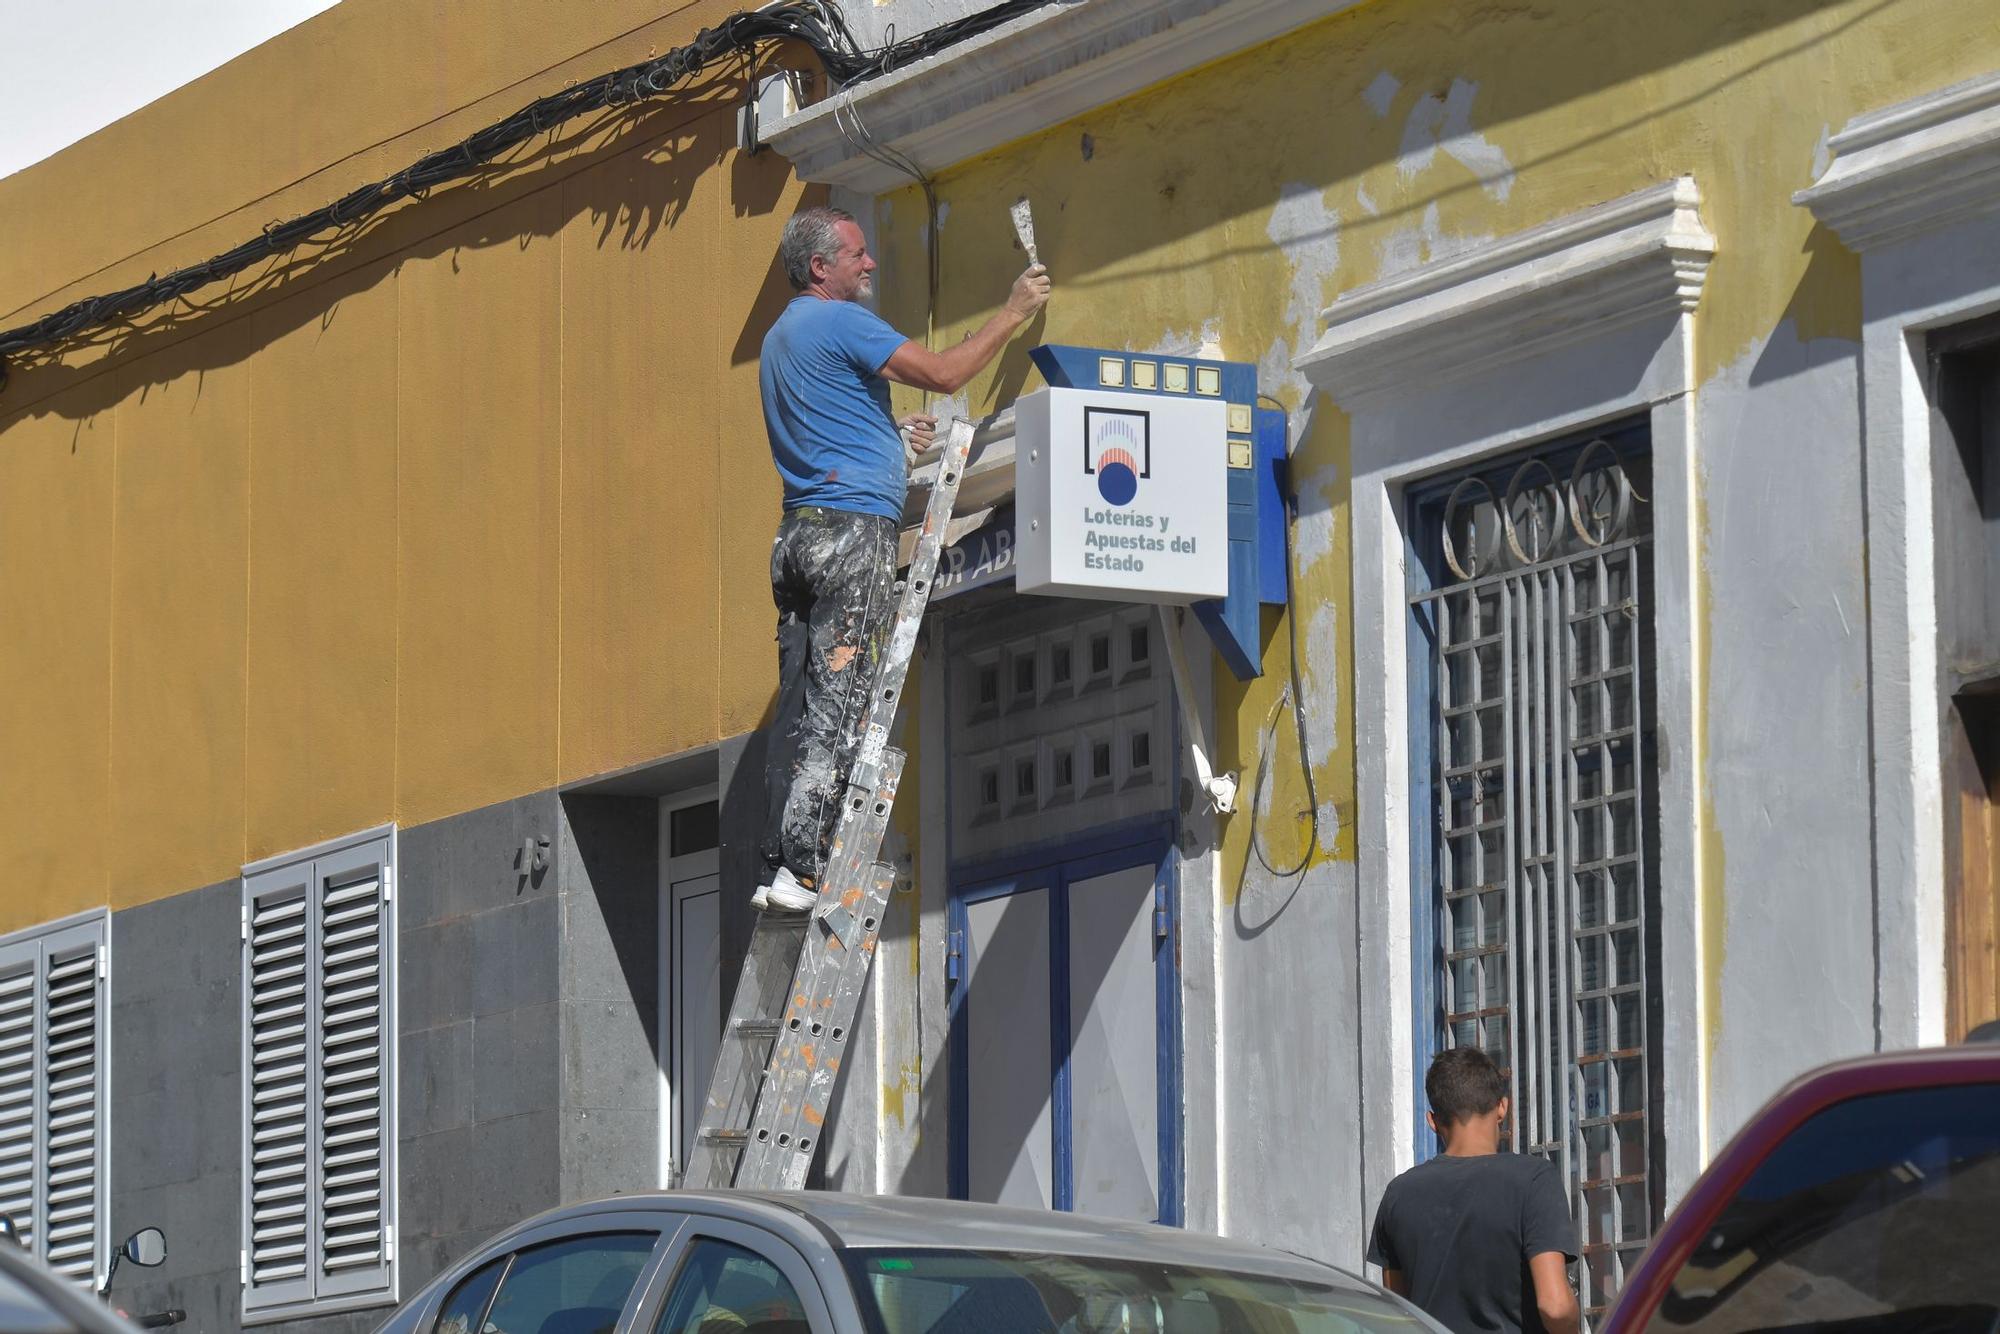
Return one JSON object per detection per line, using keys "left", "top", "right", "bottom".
{"left": 40, "top": 941, "right": 100, "bottom": 1282}
{"left": 243, "top": 833, "right": 395, "bottom": 1319}
{"left": 243, "top": 866, "right": 315, "bottom": 1313}
{"left": 0, "top": 917, "right": 108, "bottom": 1284}
{"left": 0, "top": 958, "right": 36, "bottom": 1251}
{"left": 313, "top": 838, "right": 392, "bottom": 1299}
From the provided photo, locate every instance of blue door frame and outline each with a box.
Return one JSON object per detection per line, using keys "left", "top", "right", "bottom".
{"left": 945, "top": 815, "right": 1184, "bottom": 1225}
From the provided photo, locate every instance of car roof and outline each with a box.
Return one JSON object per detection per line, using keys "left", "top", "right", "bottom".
{"left": 497, "top": 1191, "right": 1373, "bottom": 1292}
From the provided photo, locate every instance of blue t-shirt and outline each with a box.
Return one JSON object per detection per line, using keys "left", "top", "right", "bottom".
{"left": 759, "top": 295, "right": 912, "bottom": 520}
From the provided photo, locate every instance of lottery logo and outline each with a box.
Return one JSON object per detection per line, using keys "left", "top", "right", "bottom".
{"left": 1083, "top": 407, "right": 1151, "bottom": 507}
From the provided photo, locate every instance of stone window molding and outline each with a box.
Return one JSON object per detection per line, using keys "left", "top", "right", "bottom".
{"left": 1294, "top": 178, "right": 1712, "bottom": 1219}
{"left": 1793, "top": 72, "right": 2000, "bottom": 1050}
{"left": 764, "top": 0, "right": 1357, "bottom": 191}
{"left": 1793, "top": 71, "right": 2000, "bottom": 252}
{"left": 1294, "top": 177, "right": 1715, "bottom": 409}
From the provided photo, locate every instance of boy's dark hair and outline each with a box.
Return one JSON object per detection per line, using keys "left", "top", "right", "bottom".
{"left": 1427, "top": 1047, "right": 1508, "bottom": 1126}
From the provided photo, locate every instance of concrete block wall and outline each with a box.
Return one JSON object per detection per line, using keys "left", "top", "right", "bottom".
{"left": 104, "top": 790, "right": 588, "bottom": 1334}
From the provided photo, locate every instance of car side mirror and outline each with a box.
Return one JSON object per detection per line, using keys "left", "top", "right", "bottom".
{"left": 123, "top": 1228, "right": 167, "bottom": 1268}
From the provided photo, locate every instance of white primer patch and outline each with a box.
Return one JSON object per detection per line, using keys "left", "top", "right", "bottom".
{"left": 1302, "top": 601, "right": 1342, "bottom": 771}
{"left": 1257, "top": 182, "right": 1342, "bottom": 450}
{"left": 1376, "top": 201, "right": 1493, "bottom": 281}
{"left": 1396, "top": 79, "right": 1514, "bottom": 201}
{"left": 1355, "top": 178, "right": 1379, "bottom": 216}
{"left": 1363, "top": 71, "right": 1400, "bottom": 118}
{"left": 1146, "top": 317, "right": 1226, "bottom": 359}
{"left": 1396, "top": 93, "right": 1446, "bottom": 181}
{"left": 1438, "top": 79, "right": 1514, "bottom": 201}
{"left": 1289, "top": 460, "right": 1341, "bottom": 570}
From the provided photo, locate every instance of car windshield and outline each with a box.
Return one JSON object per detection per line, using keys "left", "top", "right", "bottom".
{"left": 842, "top": 1249, "right": 1429, "bottom": 1334}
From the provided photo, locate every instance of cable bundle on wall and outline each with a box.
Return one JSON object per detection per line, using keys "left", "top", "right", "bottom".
{"left": 0, "top": 0, "right": 1052, "bottom": 391}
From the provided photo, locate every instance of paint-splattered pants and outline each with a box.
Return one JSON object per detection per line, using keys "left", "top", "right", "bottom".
{"left": 760, "top": 506, "right": 898, "bottom": 884}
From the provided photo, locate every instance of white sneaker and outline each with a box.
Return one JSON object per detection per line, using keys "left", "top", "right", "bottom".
{"left": 751, "top": 866, "right": 818, "bottom": 914}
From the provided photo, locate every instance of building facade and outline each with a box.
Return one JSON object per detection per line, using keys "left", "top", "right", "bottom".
{"left": 1, "top": 0, "right": 1997, "bottom": 1330}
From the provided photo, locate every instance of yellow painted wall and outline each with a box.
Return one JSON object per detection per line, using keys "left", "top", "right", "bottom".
{"left": 0, "top": 0, "right": 806, "bottom": 930}
{"left": 4, "top": 0, "right": 1996, "bottom": 944}
{"left": 864, "top": 0, "right": 1995, "bottom": 908}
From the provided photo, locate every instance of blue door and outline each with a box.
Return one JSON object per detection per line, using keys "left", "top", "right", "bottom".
{"left": 947, "top": 821, "right": 1181, "bottom": 1224}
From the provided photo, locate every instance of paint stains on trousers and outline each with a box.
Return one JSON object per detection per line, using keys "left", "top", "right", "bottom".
{"left": 761, "top": 506, "right": 897, "bottom": 883}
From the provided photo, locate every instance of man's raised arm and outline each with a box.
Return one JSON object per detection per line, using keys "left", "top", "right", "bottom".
{"left": 881, "top": 264, "right": 1051, "bottom": 394}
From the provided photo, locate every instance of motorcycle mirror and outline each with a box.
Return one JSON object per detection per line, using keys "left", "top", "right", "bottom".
{"left": 123, "top": 1228, "right": 167, "bottom": 1268}
{"left": 0, "top": 1214, "right": 17, "bottom": 1246}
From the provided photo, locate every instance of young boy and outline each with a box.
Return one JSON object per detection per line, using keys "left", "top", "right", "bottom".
{"left": 1367, "top": 1048, "right": 1581, "bottom": 1334}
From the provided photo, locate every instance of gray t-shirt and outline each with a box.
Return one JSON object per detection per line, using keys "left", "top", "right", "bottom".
{"left": 1366, "top": 1151, "right": 1578, "bottom": 1334}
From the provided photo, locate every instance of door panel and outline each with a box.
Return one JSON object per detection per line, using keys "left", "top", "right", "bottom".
{"left": 673, "top": 878, "right": 721, "bottom": 1178}
{"left": 965, "top": 888, "right": 1054, "bottom": 1208}
{"left": 1066, "top": 863, "right": 1160, "bottom": 1221}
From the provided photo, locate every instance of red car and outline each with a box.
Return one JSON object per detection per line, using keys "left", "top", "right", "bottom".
{"left": 1601, "top": 1043, "right": 2000, "bottom": 1333}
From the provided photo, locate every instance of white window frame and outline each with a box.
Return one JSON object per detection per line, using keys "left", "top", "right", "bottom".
{"left": 0, "top": 909, "right": 111, "bottom": 1289}
{"left": 1795, "top": 71, "right": 2000, "bottom": 1049}
{"left": 240, "top": 824, "right": 399, "bottom": 1324}
{"left": 1294, "top": 178, "right": 1713, "bottom": 1218}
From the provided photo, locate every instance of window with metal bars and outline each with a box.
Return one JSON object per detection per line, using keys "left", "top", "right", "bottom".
{"left": 0, "top": 913, "right": 108, "bottom": 1288}
{"left": 1407, "top": 421, "right": 1664, "bottom": 1320}
{"left": 241, "top": 830, "right": 396, "bottom": 1322}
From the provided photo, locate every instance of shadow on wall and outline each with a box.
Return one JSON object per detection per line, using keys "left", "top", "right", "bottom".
{"left": 2, "top": 62, "right": 807, "bottom": 424}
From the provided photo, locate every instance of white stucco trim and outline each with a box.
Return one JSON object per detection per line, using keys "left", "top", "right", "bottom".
{"left": 1294, "top": 178, "right": 1714, "bottom": 408}
{"left": 1793, "top": 72, "right": 2000, "bottom": 252}
{"left": 1296, "top": 180, "right": 1712, "bottom": 1216}
{"left": 765, "top": 0, "right": 1357, "bottom": 191}
{"left": 1796, "top": 75, "right": 2000, "bottom": 1050}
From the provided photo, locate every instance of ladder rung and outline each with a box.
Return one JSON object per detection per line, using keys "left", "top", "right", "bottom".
{"left": 730, "top": 1019, "right": 781, "bottom": 1040}
{"left": 696, "top": 1127, "right": 749, "bottom": 1148}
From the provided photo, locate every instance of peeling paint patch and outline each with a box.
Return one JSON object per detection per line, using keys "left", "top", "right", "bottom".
{"left": 1255, "top": 182, "right": 1341, "bottom": 449}
{"left": 1355, "top": 178, "right": 1378, "bottom": 216}
{"left": 1363, "top": 71, "right": 1400, "bottom": 117}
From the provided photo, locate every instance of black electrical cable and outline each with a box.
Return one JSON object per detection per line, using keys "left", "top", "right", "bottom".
{"left": 0, "top": 0, "right": 1052, "bottom": 392}
{"left": 1248, "top": 395, "right": 1326, "bottom": 881}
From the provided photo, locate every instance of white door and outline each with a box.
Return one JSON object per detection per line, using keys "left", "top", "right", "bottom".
{"left": 659, "top": 796, "right": 721, "bottom": 1186}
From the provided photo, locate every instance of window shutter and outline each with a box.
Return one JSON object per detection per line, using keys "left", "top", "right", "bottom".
{"left": 313, "top": 839, "right": 392, "bottom": 1299}
{"left": 243, "top": 869, "right": 314, "bottom": 1313}
{"left": 243, "top": 832, "right": 395, "bottom": 1319}
{"left": 40, "top": 941, "right": 99, "bottom": 1282}
{"left": 0, "top": 959, "right": 36, "bottom": 1251}
{"left": 0, "top": 917, "right": 108, "bottom": 1284}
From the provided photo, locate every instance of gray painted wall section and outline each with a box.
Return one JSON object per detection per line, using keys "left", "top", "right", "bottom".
{"left": 556, "top": 794, "right": 662, "bottom": 1203}
{"left": 1698, "top": 323, "right": 1878, "bottom": 1145}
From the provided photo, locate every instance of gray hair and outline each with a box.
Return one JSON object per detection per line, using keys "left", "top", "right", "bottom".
{"left": 778, "top": 206, "right": 856, "bottom": 290}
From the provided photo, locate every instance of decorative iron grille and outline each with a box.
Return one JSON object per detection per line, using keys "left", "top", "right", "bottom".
{"left": 1410, "top": 425, "right": 1661, "bottom": 1318}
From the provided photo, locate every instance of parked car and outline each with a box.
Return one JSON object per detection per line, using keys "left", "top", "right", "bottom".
{"left": 1601, "top": 1043, "right": 2000, "bottom": 1333}
{"left": 0, "top": 1224, "right": 156, "bottom": 1334}
{"left": 373, "top": 1192, "right": 1440, "bottom": 1334}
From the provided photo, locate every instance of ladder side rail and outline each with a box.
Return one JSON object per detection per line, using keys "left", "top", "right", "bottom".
{"left": 733, "top": 858, "right": 898, "bottom": 1189}
{"left": 682, "top": 915, "right": 810, "bottom": 1188}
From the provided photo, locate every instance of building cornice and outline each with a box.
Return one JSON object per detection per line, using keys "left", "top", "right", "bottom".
{"left": 765, "top": 0, "right": 1355, "bottom": 192}
{"left": 1294, "top": 178, "right": 1714, "bottom": 408}
{"left": 1794, "top": 72, "right": 2000, "bottom": 251}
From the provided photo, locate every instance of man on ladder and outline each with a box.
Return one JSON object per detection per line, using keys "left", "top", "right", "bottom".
{"left": 754, "top": 205, "right": 1051, "bottom": 912}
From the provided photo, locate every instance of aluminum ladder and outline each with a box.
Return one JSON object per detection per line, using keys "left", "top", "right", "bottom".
{"left": 681, "top": 417, "right": 973, "bottom": 1192}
